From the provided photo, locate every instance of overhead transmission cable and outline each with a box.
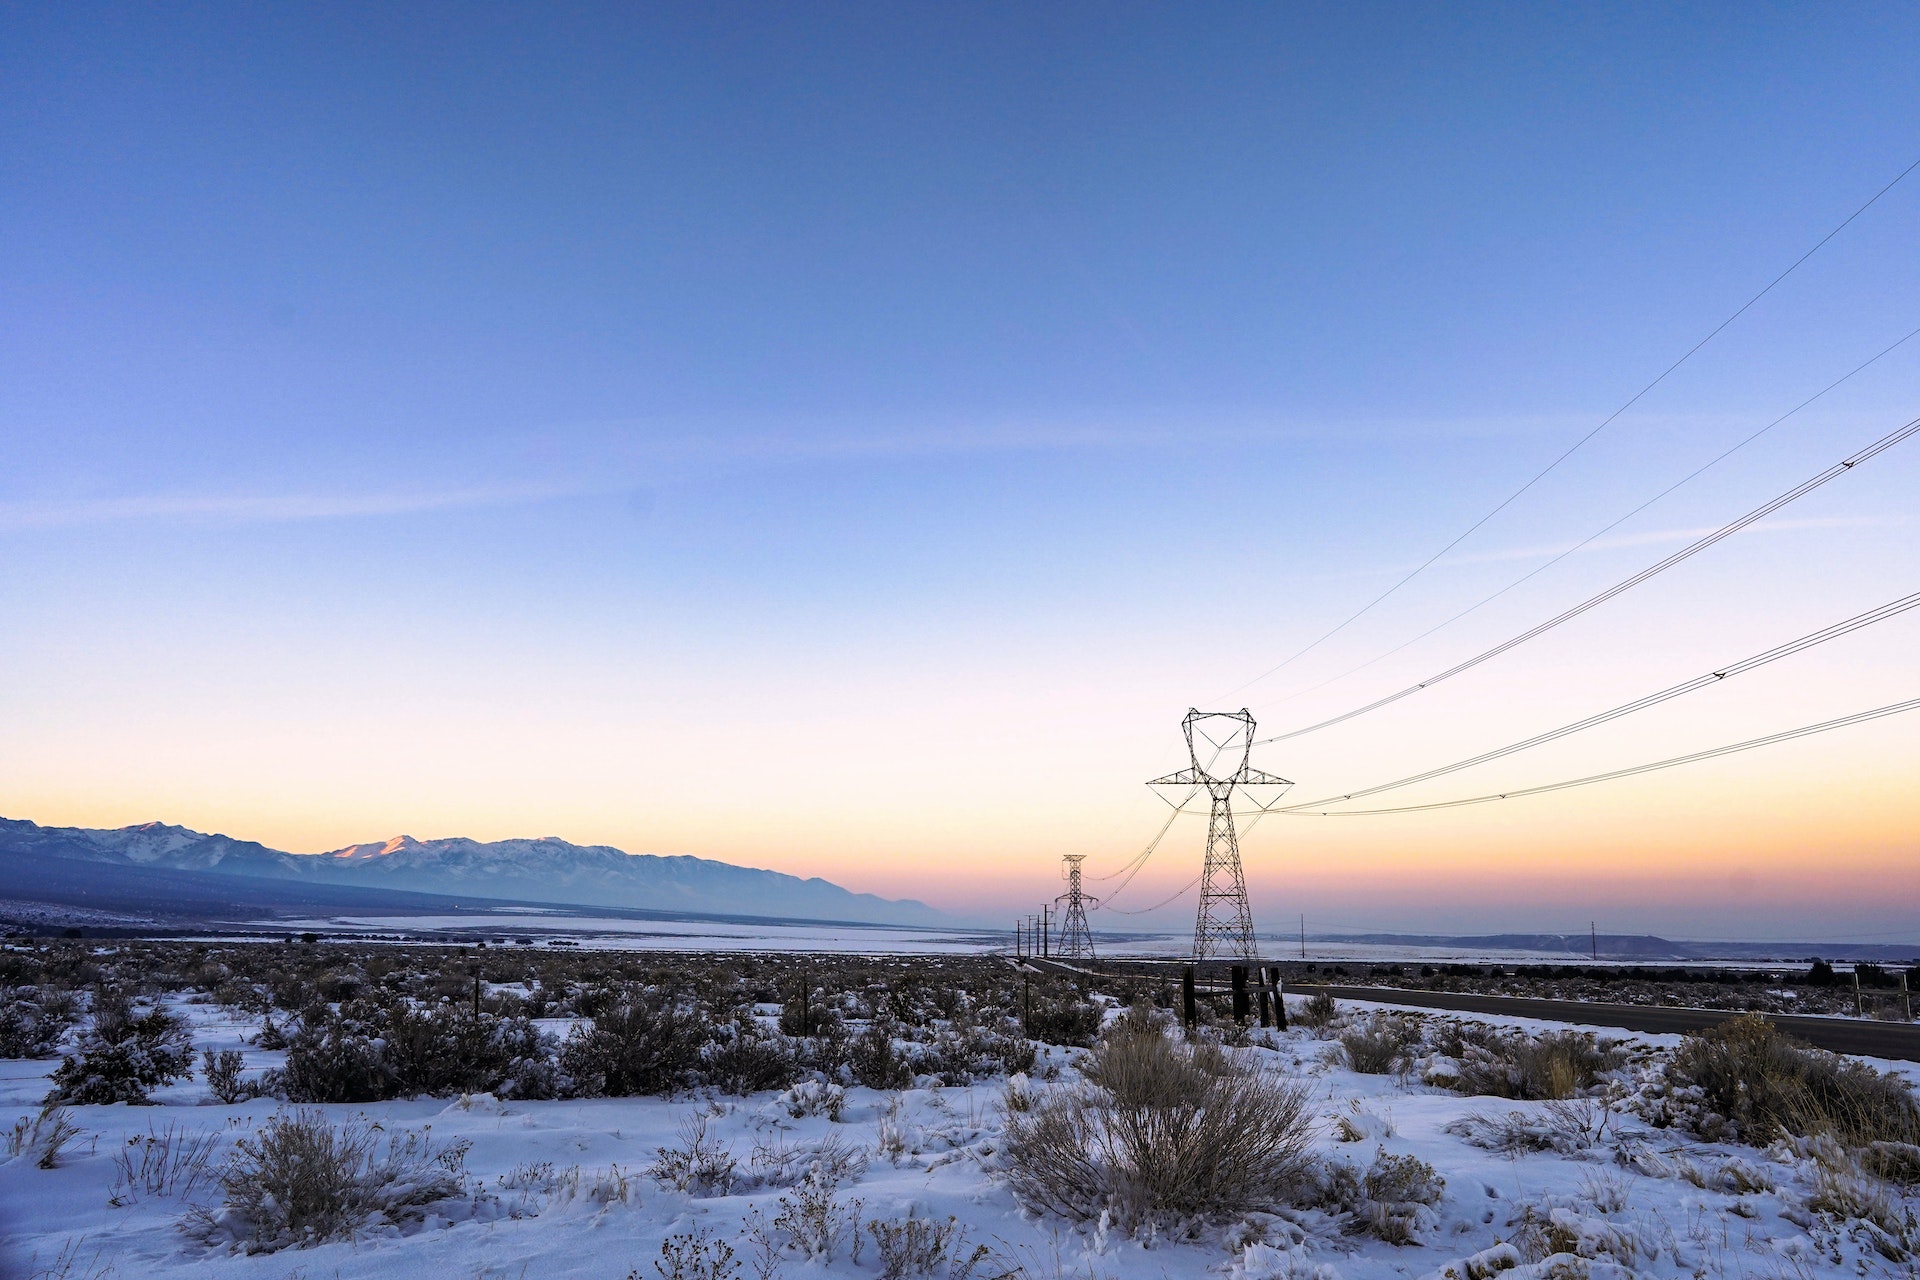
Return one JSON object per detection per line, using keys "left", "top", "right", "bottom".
{"left": 1271, "top": 695, "right": 1920, "bottom": 816}
{"left": 1101, "top": 872, "right": 1204, "bottom": 916}
{"left": 1253, "top": 412, "right": 1920, "bottom": 745}
{"left": 1275, "top": 588, "right": 1920, "bottom": 810}
{"left": 1219, "top": 152, "right": 1920, "bottom": 702}
{"left": 1258, "top": 322, "right": 1920, "bottom": 712}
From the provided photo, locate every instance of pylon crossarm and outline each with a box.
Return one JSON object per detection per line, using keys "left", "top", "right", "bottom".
{"left": 1233, "top": 767, "right": 1293, "bottom": 787}
{"left": 1149, "top": 768, "right": 1206, "bottom": 786}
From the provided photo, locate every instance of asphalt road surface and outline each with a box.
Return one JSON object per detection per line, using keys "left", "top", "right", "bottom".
{"left": 1298, "top": 984, "right": 1920, "bottom": 1062}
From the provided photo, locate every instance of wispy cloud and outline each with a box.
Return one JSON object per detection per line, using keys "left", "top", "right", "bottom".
{"left": 0, "top": 484, "right": 586, "bottom": 532}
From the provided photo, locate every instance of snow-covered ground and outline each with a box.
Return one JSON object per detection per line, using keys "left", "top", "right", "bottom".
{"left": 5, "top": 992, "right": 1917, "bottom": 1280}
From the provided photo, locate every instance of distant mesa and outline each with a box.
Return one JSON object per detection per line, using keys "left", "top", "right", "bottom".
{"left": 0, "top": 815, "right": 946, "bottom": 928}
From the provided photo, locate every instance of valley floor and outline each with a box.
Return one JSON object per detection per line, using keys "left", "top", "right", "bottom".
{"left": 3, "top": 995, "right": 1917, "bottom": 1280}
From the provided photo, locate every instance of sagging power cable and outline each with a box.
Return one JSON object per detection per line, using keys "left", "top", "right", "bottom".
{"left": 1220, "top": 152, "right": 1920, "bottom": 701}
{"left": 1273, "top": 695, "right": 1920, "bottom": 816}
{"left": 1255, "top": 412, "right": 1920, "bottom": 745}
{"left": 1276, "top": 588, "right": 1920, "bottom": 809}
{"left": 1258, "top": 322, "right": 1920, "bottom": 713}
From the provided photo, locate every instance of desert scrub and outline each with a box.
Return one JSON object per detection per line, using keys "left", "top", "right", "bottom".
{"left": 1447, "top": 1027, "right": 1614, "bottom": 1100}
{"left": 1339, "top": 1015, "right": 1420, "bottom": 1074}
{"left": 187, "top": 1109, "right": 468, "bottom": 1253}
{"left": 44, "top": 989, "right": 194, "bottom": 1105}
{"left": 561, "top": 988, "right": 709, "bottom": 1096}
{"left": 0, "top": 987, "right": 76, "bottom": 1058}
{"left": 1663, "top": 1014, "right": 1920, "bottom": 1147}
{"left": 1002, "top": 1015, "right": 1312, "bottom": 1229}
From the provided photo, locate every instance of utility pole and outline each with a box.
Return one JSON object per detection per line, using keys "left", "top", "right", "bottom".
{"left": 1148, "top": 709, "right": 1291, "bottom": 963}
{"left": 1300, "top": 913, "right": 1307, "bottom": 960}
{"left": 1040, "top": 905, "right": 1051, "bottom": 959}
{"left": 1591, "top": 922, "right": 1598, "bottom": 962}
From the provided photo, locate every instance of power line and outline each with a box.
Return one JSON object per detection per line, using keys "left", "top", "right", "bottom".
{"left": 1274, "top": 695, "right": 1920, "bottom": 816}
{"left": 1255, "top": 412, "right": 1920, "bottom": 745}
{"left": 1256, "top": 322, "right": 1920, "bottom": 713}
{"left": 1219, "top": 152, "right": 1920, "bottom": 701}
{"left": 1279, "top": 588, "right": 1920, "bottom": 809}
{"left": 1101, "top": 872, "right": 1203, "bottom": 916}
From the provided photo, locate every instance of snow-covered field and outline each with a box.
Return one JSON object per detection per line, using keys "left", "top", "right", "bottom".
{"left": 5, "top": 991, "right": 1917, "bottom": 1280}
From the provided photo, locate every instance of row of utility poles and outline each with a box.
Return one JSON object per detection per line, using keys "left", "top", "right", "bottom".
{"left": 1014, "top": 906, "right": 1051, "bottom": 960}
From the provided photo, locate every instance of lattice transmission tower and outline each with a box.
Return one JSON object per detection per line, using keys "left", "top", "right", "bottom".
{"left": 1149, "top": 709, "right": 1293, "bottom": 962}
{"left": 1054, "top": 855, "right": 1098, "bottom": 959}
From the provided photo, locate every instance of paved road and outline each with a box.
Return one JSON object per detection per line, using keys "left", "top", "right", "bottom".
{"left": 1298, "top": 984, "right": 1920, "bottom": 1062}
{"left": 1012, "top": 960, "right": 1920, "bottom": 1062}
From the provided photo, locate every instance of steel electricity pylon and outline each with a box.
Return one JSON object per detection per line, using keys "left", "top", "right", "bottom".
{"left": 1150, "top": 709, "right": 1293, "bottom": 962}
{"left": 1054, "top": 855, "right": 1098, "bottom": 959}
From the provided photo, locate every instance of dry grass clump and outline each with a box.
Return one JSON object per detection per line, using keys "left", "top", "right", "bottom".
{"left": 1002, "top": 1013, "right": 1312, "bottom": 1229}
{"left": 1339, "top": 1015, "right": 1420, "bottom": 1074}
{"left": 187, "top": 1109, "right": 467, "bottom": 1253}
{"left": 1666, "top": 1014, "right": 1920, "bottom": 1148}
{"left": 1447, "top": 1028, "right": 1614, "bottom": 1101}
{"left": 1294, "top": 991, "right": 1340, "bottom": 1035}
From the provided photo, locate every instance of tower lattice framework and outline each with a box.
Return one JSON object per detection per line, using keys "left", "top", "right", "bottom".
{"left": 1149, "top": 708, "right": 1292, "bottom": 962}
{"left": 1054, "top": 855, "right": 1098, "bottom": 959}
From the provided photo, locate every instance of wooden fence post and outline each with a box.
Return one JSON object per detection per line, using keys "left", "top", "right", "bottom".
{"left": 1181, "top": 966, "right": 1197, "bottom": 1034}
{"left": 1231, "top": 965, "right": 1250, "bottom": 1024}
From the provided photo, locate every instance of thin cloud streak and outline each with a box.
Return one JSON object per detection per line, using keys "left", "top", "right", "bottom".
{"left": 0, "top": 484, "right": 587, "bottom": 532}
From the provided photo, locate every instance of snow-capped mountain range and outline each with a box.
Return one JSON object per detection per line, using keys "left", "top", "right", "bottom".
{"left": 0, "top": 816, "right": 946, "bottom": 926}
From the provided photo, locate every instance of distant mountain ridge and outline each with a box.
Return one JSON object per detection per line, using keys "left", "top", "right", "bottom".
{"left": 0, "top": 816, "right": 946, "bottom": 927}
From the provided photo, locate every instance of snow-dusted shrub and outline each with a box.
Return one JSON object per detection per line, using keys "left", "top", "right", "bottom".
{"left": 643, "top": 1228, "right": 742, "bottom": 1280}
{"left": 650, "top": 1112, "right": 738, "bottom": 1196}
{"left": 1025, "top": 990, "right": 1102, "bottom": 1047}
{"left": 335, "top": 1000, "right": 560, "bottom": 1099}
{"left": 1449, "top": 1029, "right": 1613, "bottom": 1101}
{"left": 1424, "top": 1241, "right": 1523, "bottom": 1280}
{"left": 866, "top": 1214, "right": 989, "bottom": 1280}
{"left": 1330, "top": 1101, "right": 1394, "bottom": 1143}
{"left": 199, "top": 1047, "right": 271, "bottom": 1105}
{"left": 779, "top": 1079, "right": 846, "bottom": 1120}
{"left": 1339, "top": 1015, "right": 1419, "bottom": 1074}
{"left": 851, "top": 1019, "right": 913, "bottom": 1091}
{"left": 44, "top": 989, "right": 193, "bottom": 1105}
{"left": 1447, "top": 1099, "right": 1613, "bottom": 1155}
{"left": 189, "top": 1109, "right": 466, "bottom": 1253}
{"left": 772, "top": 1167, "right": 864, "bottom": 1262}
{"left": 705, "top": 1020, "right": 798, "bottom": 1095}
{"left": 909, "top": 1025, "right": 1035, "bottom": 1084}
{"left": 1507, "top": 1201, "right": 1649, "bottom": 1271}
{"left": 1664, "top": 1014, "right": 1920, "bottom": 1147}
{"left": 561, "top": 989, "right": 707, "bottom": 1096}
{"left": 1002, "top": 1020, "right": 1312, "bottom": 1228}
{"left": 279, "top": 1011, "right": 392, "bottom": 1103}
{"left": 749, "top": 1129, "right": 867, "bottom": 1187}
{"left": 0, "top": 987, "right": 75, "bottom": 1058}
{"left": 1358, "top": 1150, "right": 1444, "bottom": 1244}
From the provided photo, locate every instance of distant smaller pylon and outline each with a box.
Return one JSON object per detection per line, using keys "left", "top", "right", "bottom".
{"left": 1055, "top": 855, "right": 1099, "bottom": 959}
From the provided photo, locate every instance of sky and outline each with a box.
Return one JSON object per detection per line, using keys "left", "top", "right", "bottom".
{"left": 3, "top": 3, "right": 1918, "bottom": 942}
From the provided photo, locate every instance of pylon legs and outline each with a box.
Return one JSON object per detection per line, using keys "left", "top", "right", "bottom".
{"left": 1194, "top": 788, "right": 1257, "bottom": 962}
